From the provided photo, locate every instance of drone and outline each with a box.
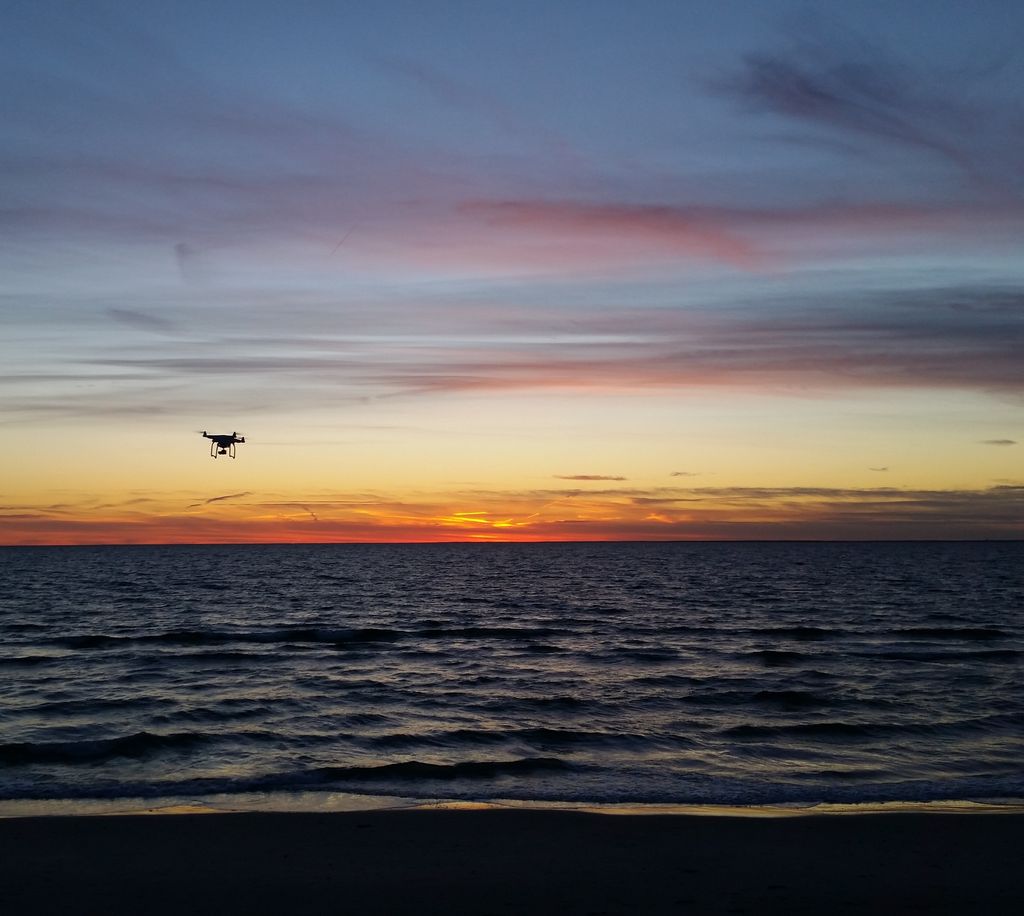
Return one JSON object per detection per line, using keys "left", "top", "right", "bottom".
{"left": 199, "top": 430, "right": 246, "bottom": 459}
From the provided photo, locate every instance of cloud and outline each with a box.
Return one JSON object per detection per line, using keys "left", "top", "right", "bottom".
{"left": 453, "top": 196, "right": 1024, "bottom": 277}
{"left": 6, "top": 9, "right": 1024, "bottom": 291}
{"left": 3, "top": 483, "right": 1022, "bottom": 545}
{"left": 869, "top": 467, "right": 889, "bottom": 472}
{"left": 186, "top": 491, "right": 252, "bottom": 509}
{"left": 670, "top": 471, "right": 700, "bottom": 477}
{"left": 107, "top": 309, "right": 177, "bottom": 335}
{"left": 462, "top": 201, "right": 763, "bottom": 268}
{"left": 4, "top": 8, "right": 1024, "bottom": 432}
{"left": 4, "top": 280, "right": 1023, "bottom": 426}
{"left": 717, "top": 24, "right": 1022, "bottom": 189}
{"left": 554, "top": 474, "right": 627, "bottom": 481}
{"left": 980, "top": 439, "right": 1017, "bottom": 446}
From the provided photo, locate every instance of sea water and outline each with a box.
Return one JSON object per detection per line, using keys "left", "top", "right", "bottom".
{"left": 1, "top": 542, "right": 1022, "bottom": 811}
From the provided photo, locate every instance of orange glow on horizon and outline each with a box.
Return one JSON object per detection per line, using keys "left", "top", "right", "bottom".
{"left": 3, "top": 482, "right": 1020, "bottom": 546}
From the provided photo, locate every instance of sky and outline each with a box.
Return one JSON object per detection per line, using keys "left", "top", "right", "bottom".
{"left": 1, "top": 0, "right": 1022, "bottom": 544}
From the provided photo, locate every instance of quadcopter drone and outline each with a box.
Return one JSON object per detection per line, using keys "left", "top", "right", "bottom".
{"left": 199, "top": 430, "right": 246, "bottom": 459}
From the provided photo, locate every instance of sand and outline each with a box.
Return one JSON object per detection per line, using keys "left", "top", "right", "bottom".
{"left": 1, "top": 808, "right": 1022, "bottom": 915}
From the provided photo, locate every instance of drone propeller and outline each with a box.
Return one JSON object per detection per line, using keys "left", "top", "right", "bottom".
{"left": 194, "top": 429, "right": 246, "bottom": 442}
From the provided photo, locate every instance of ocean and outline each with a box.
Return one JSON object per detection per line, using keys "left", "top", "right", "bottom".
{"left": 1, "top": 542, "right": 1022, "bottom": 813}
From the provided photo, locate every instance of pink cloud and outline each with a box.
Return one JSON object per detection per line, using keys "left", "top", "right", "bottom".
{"left": 461, "top": 200, "right": 764, "bottom": 269}
{"left": 456, "top": 199, "right": 1024, "bottom": 272}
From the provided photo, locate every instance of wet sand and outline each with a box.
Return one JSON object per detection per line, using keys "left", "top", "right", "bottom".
{"left": 1, "top": 808, "right": 1022, "bottom": 915}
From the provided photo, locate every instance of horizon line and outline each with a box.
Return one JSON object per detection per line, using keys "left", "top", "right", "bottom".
{"left": 2, "top": 538, "right": 1021, "bottom": 549}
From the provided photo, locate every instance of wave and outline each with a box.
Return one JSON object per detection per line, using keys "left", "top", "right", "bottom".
{"left": 725, "top": 712, "right": 1024, "bottom": 741}
{"left": 169, "top": 650, "right": 263, "bottom": 662}
{"left": 748, "top": 626, "right": 839, "bottom": 640}
{"left": 754, "top": 689, "right": 833, "bottom": 708}
{"left": 613, "top": 648, "right": 679, "bottom": 663}
{"left": 868, "top": 649, "right": 1020, "bottom": 663}
{"left": 888, "top": 627, "right": 1009, "bottom": 640}
{"left": 416, "top": 626, "right": 570, "bottom": 639}
{"left": 0, "top": 731, "right": 206, "bottom": 765}
{"left": 52, "top": 634, "right": 127, "bottom": 649}
{"left": 368, "top": 729, "right": 511, "bottom": 751}
{"left": 0, "top": 755, "right": 573, "bottom": 801}
{"left": 515, "top": 727, "right": 690, "bottom": 750}
{"left": 487, "top": 695, "right": 590, "bottom": 710}
{"left": 310, "top": 756, "right": 571, "bottom": 782}
{"left": 53, "top": 628, "right": 402, "bottom": 650}
{"left": 49, "top": 624, "right": 565, "bottom": 651}
{"left": 15, "top": 697, "right": 154, "bottom": 717}
{"left": 366, "top": 726, "right": 669, "bottom": 752}
{"left": 787, "top": 768, "right": 888, "bottom": 781}
{"left": 0, "top": 655, "right": 58, "bottom": 667}
{"left": 745, "top": 650, "right": 807, "bottom": 666}
{"left": 687, "top": 689, "right": 833, "bottom": 709}
{"left": 148, "top": 703, "right": 283, "bottom": 725}
{"left": 724, "top": 722, "right": 873, "bottom": 739}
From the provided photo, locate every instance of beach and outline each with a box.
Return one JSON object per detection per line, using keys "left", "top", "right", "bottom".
{"left": 2, "top": 808, "right": 1023, "bottom": 915}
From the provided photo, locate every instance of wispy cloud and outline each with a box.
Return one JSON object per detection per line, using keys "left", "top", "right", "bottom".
{"left": 3, "top": 281, "right": 1022, "bottom": 426}
{"left": 107, "top": 309, "right": 178, "bottom": 335}
{"left": 186, "top": 491, "right": 252, "bottom": 509}
{"left": 980, "top": 439, "right": 1016, "bottom": 446}
{"left": 554, "top": 474, "right": 627, "bottom": 481}
{"left": 717, "top": 23, "right": 1022, "bottom": 190}
{"left": 261, "top": 502, "right": 322, "bottom": 521}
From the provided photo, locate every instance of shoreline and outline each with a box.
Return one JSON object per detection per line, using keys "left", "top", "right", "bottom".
{"left": 3, "top": 792, "right": 1023, "bottom": 819}
{"left": 2, "top": 806, "right": 1022, "bottom": 914}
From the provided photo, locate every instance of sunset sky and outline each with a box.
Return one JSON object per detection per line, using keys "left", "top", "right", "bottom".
{"left": 2, "top": 0, "right": 1022, "bottom": 544}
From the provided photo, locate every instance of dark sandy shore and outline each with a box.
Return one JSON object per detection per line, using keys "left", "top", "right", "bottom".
{"left": 1, "top": 808, "right": 1022, "bottom": 915}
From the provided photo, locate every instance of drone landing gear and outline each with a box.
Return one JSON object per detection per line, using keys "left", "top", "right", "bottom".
{"left": 209, "top": 442, "right": 237, "bottom": 459}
